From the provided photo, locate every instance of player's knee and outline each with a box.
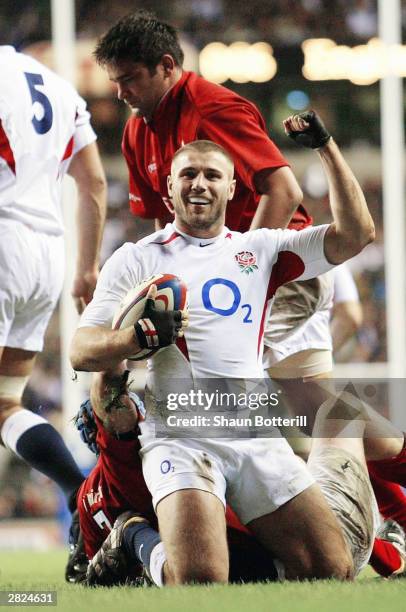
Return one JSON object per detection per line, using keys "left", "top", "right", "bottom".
{"left": 308, "top": 548, "right": 353, "bottom": 581}
{"left": 315, "top": 553, "right": 354, "bottom": 581}
{"left": 287, "top": 542, "right": 353, "bottom": 581}
{"left": 173, "top": 561, "right": 228, "bottom": 585}
{"left": 0, "top": 374, "right": 27, "bottom": 429}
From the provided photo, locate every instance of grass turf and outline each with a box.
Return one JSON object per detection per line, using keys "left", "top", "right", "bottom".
{"left": 0, "top": 550, "right": 403, "bottom": 612}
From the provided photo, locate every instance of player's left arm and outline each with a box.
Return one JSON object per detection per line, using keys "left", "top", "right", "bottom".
{"left": 250, "top": 167, "right": 303, "bottom": 230}
{"left": 68, "top": 140, "right": 107, "bottom": 313}
{"left": 285, "top": 111, "right": 375, "bottom": 264}
{"left": 331, "top": 264, "right": 363, "bottom": 352}
{"left": 198, "top": 106, "right": 303, "bottom": 229}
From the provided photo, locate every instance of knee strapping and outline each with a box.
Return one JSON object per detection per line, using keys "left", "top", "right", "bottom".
{"left": 1, "top": 408, "right": 46, "bottom": 453}
{"left": 0, "top": 375, "right": 29, "bottom": 400}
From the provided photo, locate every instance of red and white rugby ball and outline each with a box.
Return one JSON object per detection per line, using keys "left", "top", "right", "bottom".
{"left": 112, "top": 273, "right": 188, "bottom": 361}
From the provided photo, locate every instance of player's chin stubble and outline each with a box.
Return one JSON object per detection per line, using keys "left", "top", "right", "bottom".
{"left": 186, "top": 209, "right": 222, "bottom": 231}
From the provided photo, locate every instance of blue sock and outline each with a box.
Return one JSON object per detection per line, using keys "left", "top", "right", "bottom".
{"left": 123, "top": 521, "right": 161, "bottom": 570}
{"left": 16, "top": 423, "right": 84, "bottom": 499}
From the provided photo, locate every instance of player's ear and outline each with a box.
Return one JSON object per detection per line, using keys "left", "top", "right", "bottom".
{"left": 228, "top": 179, "right": 236, "bottom": 201}
{"left": 161, "top": 54, "right": 176, "bottom": 77}
{"left": 167, "top": 174, "right": 173, "bottom": 197}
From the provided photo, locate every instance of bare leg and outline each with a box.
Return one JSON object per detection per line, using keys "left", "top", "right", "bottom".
{"left": 156, "top": 489, "right": 228, "bottom": 584}
{"left": 247, "top": 483, "right": 353, "bottom": 580}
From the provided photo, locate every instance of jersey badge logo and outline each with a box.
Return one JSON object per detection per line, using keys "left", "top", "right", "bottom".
{"left": 235, "top": 251, "right": 258, "bottom": 274}
{"left": 148, "top": 162, "right": 157, "bottom": 173}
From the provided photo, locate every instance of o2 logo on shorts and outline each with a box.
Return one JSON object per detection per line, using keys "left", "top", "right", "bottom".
{"left": 160, "top": 459, "right": 173, "bottom": 474}
{"left": 202, "top": 278, "right": 253, "bottom": 323}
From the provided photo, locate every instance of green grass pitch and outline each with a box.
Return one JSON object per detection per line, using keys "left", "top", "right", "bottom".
{"left": 0, "top": 550, "right": 403, "bottom": 612}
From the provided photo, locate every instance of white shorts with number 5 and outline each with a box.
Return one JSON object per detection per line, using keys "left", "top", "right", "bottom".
{"left": 0, "top": 219, "right": 64, "bottom": 351}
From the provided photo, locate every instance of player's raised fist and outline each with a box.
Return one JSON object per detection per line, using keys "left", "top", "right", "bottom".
{"left": 283, "top": 111, "right": 331, "bottom": 149}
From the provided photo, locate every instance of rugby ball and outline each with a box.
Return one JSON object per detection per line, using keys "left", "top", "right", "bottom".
{"left": 112, "top": 273, "right": 188, "bottom": 361}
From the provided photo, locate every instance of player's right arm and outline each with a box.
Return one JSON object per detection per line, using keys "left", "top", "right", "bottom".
{"left": 70, "top": 325, "right": 141, "bottom": 372}
{"left": 70, "top": 248, "right": 186, "bottom": 371}
{"left": 70, "top": 244, "right": 142, "bottom": 371}
{"left": 71, "top": 294, "right": 186, "bottom": 372}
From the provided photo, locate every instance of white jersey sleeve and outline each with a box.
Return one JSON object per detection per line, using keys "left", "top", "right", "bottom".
{"left": 275, "top": 224, "right": 333, "bottom": 281}
{"left": 333, "top": 263, "right": 359, "bottom": 304}
{"left": 250, "top": 224, "right": 334, "bottom": 295}
{"left": 71, "top": 93, "right": 96, "bottom": 155}
{"left": 78, "top": 243, "right": 143, "bottom": 328}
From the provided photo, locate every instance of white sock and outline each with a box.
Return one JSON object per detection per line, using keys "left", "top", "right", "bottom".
{"left": 149, "top": 541, "right": 166, "bottom": 587}
{"left": 1, "top": 409, "right": 46, "bottom": 454}
{"left": 273, "top": 558, "right": 286, "bottom": 581}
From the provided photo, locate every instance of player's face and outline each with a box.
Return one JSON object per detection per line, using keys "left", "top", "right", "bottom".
{"left": 168, "top": 150, "right": 236, "bottom": 237}
{"left": 107, "top": 60, "right": 168, "bottom": 120}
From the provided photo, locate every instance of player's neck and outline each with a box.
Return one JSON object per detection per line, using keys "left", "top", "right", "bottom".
{"left": 149, "top": 68, "right": 182, "bottom": 120}
{"left": 174, "top": 220, "right": 225, "bottom": 239}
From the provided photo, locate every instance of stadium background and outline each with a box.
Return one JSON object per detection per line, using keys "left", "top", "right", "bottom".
{"left": 0, "top": 0, "right": 403, "bottom": 551}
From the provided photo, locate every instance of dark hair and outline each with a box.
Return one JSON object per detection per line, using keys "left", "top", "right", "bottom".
{"left": 172, "top": 140, "right": 235, "bottom": 169}
{"left": 94, "top": 10, "right": 184, "bottom": 70}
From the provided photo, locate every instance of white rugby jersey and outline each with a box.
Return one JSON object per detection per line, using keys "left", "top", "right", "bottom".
{"left": 0, "top": 46, "right": 96, "bottom": 235}
{"left": 80, "top": 222, "right": 334, "bottom": 379}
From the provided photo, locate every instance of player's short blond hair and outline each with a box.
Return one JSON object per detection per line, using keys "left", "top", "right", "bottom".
{"left": 172, "top": 140, "right": 234, "bottom": 171}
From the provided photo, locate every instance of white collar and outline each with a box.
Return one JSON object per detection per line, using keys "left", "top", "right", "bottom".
{"left": 172, "top": 223, "right": 229, "bottom": 247}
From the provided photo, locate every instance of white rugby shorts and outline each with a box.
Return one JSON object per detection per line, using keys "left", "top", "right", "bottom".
{"left": 308, "top": 446, "right": 380, "bottom": 575}
{"left": 0, "top": 219, "right": 64, "bottom": 351}
{"left": 263, "top": 273, "right": 334, "bottom": 369}
{"left": 139, "top": 435, "right": 315, "bottom": 524}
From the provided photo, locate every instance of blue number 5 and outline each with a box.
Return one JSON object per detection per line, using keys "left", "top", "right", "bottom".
{"left": 24, "top": 72, "right": 53, "bottom": 134}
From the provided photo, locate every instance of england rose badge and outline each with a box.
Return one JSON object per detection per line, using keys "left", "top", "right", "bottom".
{"left": 235, "top": 251, "right": 258, "bottom": 274}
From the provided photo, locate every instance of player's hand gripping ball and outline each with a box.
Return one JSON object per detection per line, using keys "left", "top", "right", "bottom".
{"left": 112, "top": 274, "right": 188, "bottom": 360}
{"left": 284, "top": 110, "right": 331, "bottom": 149}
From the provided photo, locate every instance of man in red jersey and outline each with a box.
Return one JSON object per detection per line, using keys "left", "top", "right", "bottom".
{"left": 93, "top": 10, "right": 305, "bottom": 234}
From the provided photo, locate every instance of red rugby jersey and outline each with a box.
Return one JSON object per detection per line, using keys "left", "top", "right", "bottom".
{"left": 122, "top": 71, "right": 311, "bottom": 232}
{"left": 77, "top": 419, "right": 154, "bottom": 558}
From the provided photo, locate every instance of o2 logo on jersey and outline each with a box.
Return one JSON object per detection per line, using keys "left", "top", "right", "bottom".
{"left": 202, "top": 278, "right": 253, "bottom": 323}
{"left": 24, "top": 72, "right": 53, "bottom": 134}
